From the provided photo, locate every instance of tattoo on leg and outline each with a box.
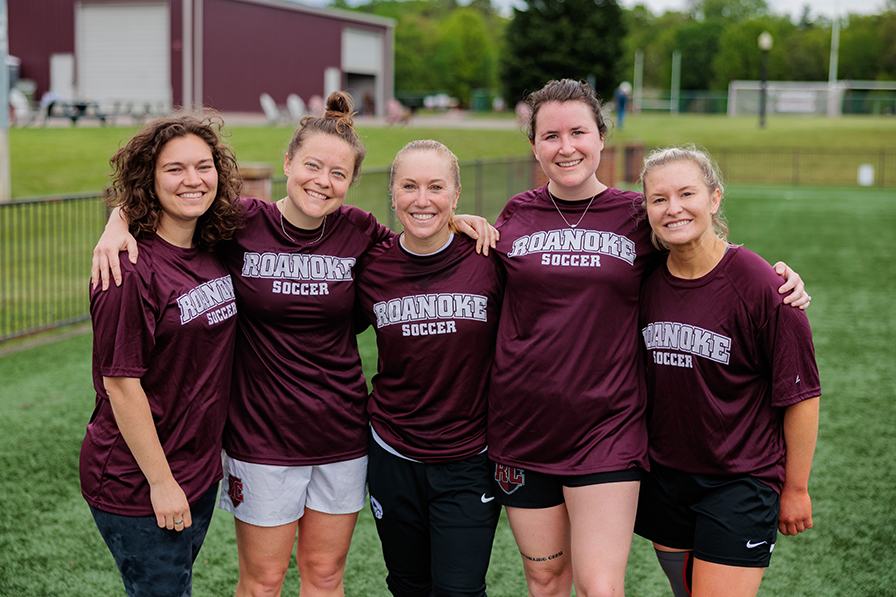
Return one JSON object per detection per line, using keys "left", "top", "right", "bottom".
{"left": 521, "top": 550, "right": 564, "bottom": 562}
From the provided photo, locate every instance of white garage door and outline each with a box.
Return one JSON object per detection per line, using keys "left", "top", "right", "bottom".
{"left": 76, "top": 3, "right": 171, "bottom": 109}
{"left": 342, "top": 28, "right": 383, "bottom": 75}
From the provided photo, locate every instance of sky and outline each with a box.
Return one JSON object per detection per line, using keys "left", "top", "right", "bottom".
{"left": 305, "top": 0, "right": 890, "bottom": 19}
{"left": 612, "top": 0, "right": 888, "bottom": 19}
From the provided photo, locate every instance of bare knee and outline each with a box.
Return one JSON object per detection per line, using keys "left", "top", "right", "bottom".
{"left": 522, "top": 558, "right": 573, "bottom": 597}
{"left": 297, "top": 553, "right": 347, "bottom": 594}
{"left": 571, "top": 580, "right": 625, "bottom": 597}
{"left": 236, "top": 566, "right": 289, "bottom": 597}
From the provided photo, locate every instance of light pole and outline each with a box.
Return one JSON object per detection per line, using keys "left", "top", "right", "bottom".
{"left": 758, "top": 31, "right": 773, "bottom": 128}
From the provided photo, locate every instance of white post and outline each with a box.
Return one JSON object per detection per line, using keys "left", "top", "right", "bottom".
{"left": 194, "top": 0, "right": 203, "bottom": 108}
{"left": 671, "top": 50, "right": 681, "bottom": 115}
{"left": 182, "top": 0, "right": 192, "bottom": 109}
{"left": 827, "top": 8, "right": 841, "bottom": 117}
{"left": 633, "top": 49, "right": 643, "bottom": 114}
{"left": 0, "top": 0, "right": 11, "bottom": 203}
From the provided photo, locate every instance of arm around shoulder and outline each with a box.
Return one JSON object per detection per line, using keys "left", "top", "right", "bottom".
{"left": 92, "top": 206, "right": 139, "bottom": 290}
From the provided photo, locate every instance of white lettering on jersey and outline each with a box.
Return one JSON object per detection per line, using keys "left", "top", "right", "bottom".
{"left": 271, "top": 281, "right": 330, "bottom": 296}
{"left": 641, "top": 321, "right": 732, "bottom": 365}
{"left": 240, "top": 252, "right": 355, "bottom": 281}
{"left": 401, "top": 321, "right": 458, "bottom": 337}
{"left": 651, "top": 351, "right": 694, "bottom": 368}
{"left": 177, "top": 276, "right": 237, "bottom": 325}
{"left": 507, "top": 228, "right": 637, "bottom": 265}
{"left": 373, "top": 293, "right": 488, "bottom": 329}
{"left": 206, "top": 302, "right": 238, "bottom": 325}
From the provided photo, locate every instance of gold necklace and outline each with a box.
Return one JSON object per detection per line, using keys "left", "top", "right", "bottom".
{"left": 549, "top": 192, "right": 597, "bottom": 229}
{"left": 279, "top": 204, "right": 326, "bottom": 245}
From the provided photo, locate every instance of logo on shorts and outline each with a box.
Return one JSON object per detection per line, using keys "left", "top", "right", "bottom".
{"left": 495, "top": 464, "right": 525, "bottom": 495}
{"left": 370, "top": 495, "right": 384, "bottom": 520}
{"left": 746, "top": 540, "right": 768, "bottom": 549}
{"left": 227, "top": 474, "right": 244, "bottom": 508}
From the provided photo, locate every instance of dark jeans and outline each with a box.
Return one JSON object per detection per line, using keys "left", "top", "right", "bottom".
{"left": 89, "top": 483, "right": 218, "bottom": 597}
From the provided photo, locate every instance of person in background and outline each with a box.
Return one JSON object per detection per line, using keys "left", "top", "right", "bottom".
{"left": 614, "top": 82, "right": 632, "bottom": 129}
{"left": 635, "top": 145, "right": 820, "bottom": 597}
{"left": 486, "top": 79, "right": 809, "bottom": 597}
{"left": 354, "top": 140, "right": 504, "bottom": 597}
{"left": 90, "top": 93, "right": 497, "bottom": 597}
{"left": 80, "top": 112, "right": 243, "bottom": 597}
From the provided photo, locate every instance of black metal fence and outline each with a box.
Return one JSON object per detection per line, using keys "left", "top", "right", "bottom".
{"left": 0, "top": 194, "right": 110, "bottom": 343}
{"left": 0, "top": 157, "right": 537, "bottom": 344}
{"left": 1, "top": 149, "right": 894, "bottom": 344}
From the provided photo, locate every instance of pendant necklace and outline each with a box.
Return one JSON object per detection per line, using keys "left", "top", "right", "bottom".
{"left": 279, "top": 202, "right": 326, "bottom": 245}
{"left": 549, "top": 192, "right": 597, "bottom": 229}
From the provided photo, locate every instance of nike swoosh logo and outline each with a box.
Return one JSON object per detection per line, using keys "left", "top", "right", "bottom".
{"left": 746, "top": 540, "right": 768, "bottom": 549}
{"left": 481, "top": 494, "right": 495, "bottom": 503}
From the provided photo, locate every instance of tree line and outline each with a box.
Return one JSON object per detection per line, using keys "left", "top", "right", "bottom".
{"left": 330, "top": 0, "right": 896, "bottom": 106}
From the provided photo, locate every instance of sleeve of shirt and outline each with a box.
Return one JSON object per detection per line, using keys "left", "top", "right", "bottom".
{"left": 762, "top": 302, "right": 821, "bottom": 408}
{"left": 90, "top": 262, "right": 158, "bottom": 379}
{"left": 352, "top": 242, "right": 391, "bottom": 335}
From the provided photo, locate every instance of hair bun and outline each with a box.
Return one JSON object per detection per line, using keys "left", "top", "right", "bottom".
{"left": 325, "top": 91, "right": 355, "bottom": 127}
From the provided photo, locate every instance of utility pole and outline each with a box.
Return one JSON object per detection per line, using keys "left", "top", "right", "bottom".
{"left": 670, "top": 50, "right": 680, "bottom": 115}
{"left": 827, "top": 7, "right": 841, "bottom": 117}
{"left": 0, "top": 0, "right": 11, "bottom": 203}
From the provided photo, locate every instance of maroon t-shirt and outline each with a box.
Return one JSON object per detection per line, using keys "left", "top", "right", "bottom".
{"left": 488, "top": 185, "right": 658, "bottom": 474}
{"left": 639, "top": 245, "right": 821, "bottom": 491}
{"left": 81, "top": 235, "right": 237, "bottom": 516}
{"left": 355, "top": 235, "right": 504, "bottom": 463}
{"left": 221, "top": 198, "right": 392, "bottom": 466}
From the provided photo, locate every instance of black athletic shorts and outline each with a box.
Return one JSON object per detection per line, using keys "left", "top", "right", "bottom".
{"left": 635, "top": 462, "right": 780, "bottom": 568}
{"left": 491, "top": 461, "right": 643, "bottom": 509}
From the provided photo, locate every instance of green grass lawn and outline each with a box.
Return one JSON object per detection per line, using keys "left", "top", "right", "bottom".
{"left": 1, "top": 184, "right": 894, "bottom": 596}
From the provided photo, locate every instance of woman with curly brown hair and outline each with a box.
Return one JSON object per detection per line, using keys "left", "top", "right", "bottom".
{"left": 79, "top": 112, "right": 243, "bottom": 597}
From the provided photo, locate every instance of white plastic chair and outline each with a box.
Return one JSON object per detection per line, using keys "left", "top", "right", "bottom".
{"left": 259, "top": 93, "right": 283, "bottom": 124}
{"left": 9, "top": 88, "right": 33, "bottom": 126}
{"left": 286, "top": 94, "right": 305, "bottom": 122}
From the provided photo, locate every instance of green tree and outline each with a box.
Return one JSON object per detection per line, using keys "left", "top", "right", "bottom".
{"left": 711, "top": 17, "right": 791, "bottom": 88}
{"left": 331, "top": 0, "right": 505, "bottom": 102}
{"left": 782, "top": 25, "right": 829, "bottom": 81}
{"left": 686, "top": 0, "right": 769, "bottom": 22}
{"left": 395, "top": 13, "right": 444, "bottom": 91}
{"left": 623, "top": 6, "right": 685, "bottom": 89}
{"left": 502, "top": 0, "right": 627, "bottom": 103}
{"left": 672, "top": 21, "right": 722, "bottom": 89}
{"left": 436, "top": 8, "right": 497, "bottom": 106}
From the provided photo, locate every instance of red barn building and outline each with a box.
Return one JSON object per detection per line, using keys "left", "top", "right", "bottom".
{"left": 9, "top": 0, "right": 395, "bottom": 117}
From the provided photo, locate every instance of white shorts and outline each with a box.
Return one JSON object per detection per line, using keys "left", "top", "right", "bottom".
{"left": 217, "top": 451, "right": 368, "bottom": 527}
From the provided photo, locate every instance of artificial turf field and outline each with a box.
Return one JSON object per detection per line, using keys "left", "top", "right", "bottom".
{"left": 1, "top": 183, "right": 893, "bottom": 596}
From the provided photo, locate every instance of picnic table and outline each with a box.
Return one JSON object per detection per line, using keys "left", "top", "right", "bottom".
{"left": 44, "top": 100, "right": 108, "bottom": 125}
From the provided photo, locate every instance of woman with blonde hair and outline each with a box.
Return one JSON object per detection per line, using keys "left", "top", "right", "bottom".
{"left": 636, "top": 146, "right": 819, "bottom": 597}
{"left": 355, "top": 140, "right": 504, "bottom": 596}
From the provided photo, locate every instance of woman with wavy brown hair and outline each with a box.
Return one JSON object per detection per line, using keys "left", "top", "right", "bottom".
{"left": 80, "top": 112, "right": 242, "bottom": 597}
